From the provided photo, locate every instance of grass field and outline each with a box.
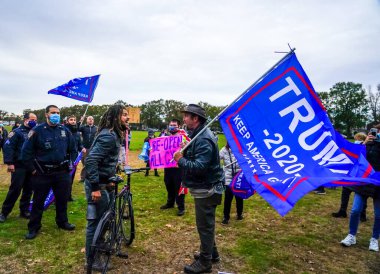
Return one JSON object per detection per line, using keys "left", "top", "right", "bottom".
{"left": 0, "top": 129, "right": 379, "bottom": 273}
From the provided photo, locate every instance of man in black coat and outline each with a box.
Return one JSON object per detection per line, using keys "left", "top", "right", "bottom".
{"left": 79, "top": 115, "right": 97, "bottom": 181}
{"left": 0, "top": 113, "right": 37, "bottom": 222}
{"left": 84, "top": 104, "right": 129, "bottom": 266}
{"left": 66, "top": 115, "right": 84, "bottom": 201}
{"left": 0, "top": 122, "right": 8, "bottom": 152}
{"left": 174, "top": 104, "right": 224, "bottom": 274}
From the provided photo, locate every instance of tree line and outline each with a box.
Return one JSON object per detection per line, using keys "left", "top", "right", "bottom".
{"left": 319, "top": 82, "right": 380, "bottom": 136}
{"left": 0, "top": 81, "right": 379, "bottom": 135}
{"left": 0, "top": 100, "right": 225, "bottom": 131}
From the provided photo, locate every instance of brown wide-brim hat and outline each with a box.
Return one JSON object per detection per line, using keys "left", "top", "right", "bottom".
{"left": 181, "top": 104, "right": 207, "bottom": 119}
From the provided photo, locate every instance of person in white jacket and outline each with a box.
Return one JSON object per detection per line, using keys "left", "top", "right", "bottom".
{"left": 219, "top": 142, "right": 244, "bottom": 225}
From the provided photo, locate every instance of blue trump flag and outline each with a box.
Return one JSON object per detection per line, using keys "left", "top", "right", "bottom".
{"left": 219, "top": 52, "right": 380, "bottom": 216}
{"left": 48, "top": 75, "right": 100, "bottom": 103}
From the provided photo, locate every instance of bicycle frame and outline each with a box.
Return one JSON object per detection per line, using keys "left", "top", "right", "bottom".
{"left": 87, "top": 167, "right": 149, "bottom": 274}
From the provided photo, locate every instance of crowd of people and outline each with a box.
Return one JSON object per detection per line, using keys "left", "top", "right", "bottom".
{"left": 0, "top": 103, "right": 379, "bottom": 273}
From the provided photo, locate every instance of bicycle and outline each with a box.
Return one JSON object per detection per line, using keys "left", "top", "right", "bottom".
{"left": 87, "top": 167, "right": 149, "bottom": 274}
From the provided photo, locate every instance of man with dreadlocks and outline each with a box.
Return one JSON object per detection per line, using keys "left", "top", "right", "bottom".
{"left": 84, "top": 104, "right": 129, "bottom": 269}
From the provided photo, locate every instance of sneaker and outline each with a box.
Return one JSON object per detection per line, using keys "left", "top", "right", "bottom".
{"left": 332, "top": 210, "right": 347, "bottom": 218}
{"left": 315, "top": 190, "right": 326, "bottom": 195}
{"left": 221, "top": 218, "right": 229, "bottom": 225}
{"left": 369, "top": 238, "right": 379, "bottom": 252}
{"left": 341, "top": 234, "right": 356, "bottom": 247}
{"left": 237, "top": 215, "right": 244, "bottom": 220}
{"left": 177, "top": 209, "right": 185, "bottom": 216}
{"left": 0, "top": 213, "right": 7, "bottom": 223}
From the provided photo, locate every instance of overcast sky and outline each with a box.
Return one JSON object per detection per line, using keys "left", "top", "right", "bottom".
{"left": 0, "top": 0, "right": 379, "bottom": 115}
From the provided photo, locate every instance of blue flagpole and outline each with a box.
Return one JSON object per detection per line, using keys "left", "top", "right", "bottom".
{"left": 179, "top": 47, "right": 296, "bottom": 154}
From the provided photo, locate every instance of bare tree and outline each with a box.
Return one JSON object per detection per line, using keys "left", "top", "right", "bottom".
{"left": 367, "top": 84, "right": 380, "bottom": 122}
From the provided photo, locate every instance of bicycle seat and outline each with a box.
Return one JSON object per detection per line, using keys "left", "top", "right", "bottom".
{"left": 108, "top": 175, "right": 124, "bottom": 184}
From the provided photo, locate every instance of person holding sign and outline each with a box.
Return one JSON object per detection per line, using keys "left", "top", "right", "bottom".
{"left": 174, "top": 104, "right": 224, "bottom": 274}
{"left": 161, "top": 119, "right": 186, "bottom": 216}
{"left": 144, "top": 129, "right": 159, "bottom": 177}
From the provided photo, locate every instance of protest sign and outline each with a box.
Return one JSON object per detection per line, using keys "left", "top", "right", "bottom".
{"left": 149, "top": 135, "right": 182, "bottom": 169}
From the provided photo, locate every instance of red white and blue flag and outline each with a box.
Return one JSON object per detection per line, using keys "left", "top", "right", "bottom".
{"left": 219, "top": 52, "right": 380, "bottom": 216}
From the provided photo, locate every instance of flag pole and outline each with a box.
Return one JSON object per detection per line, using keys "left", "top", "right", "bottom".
{"left": 179, "top": 47, "right": 296, "bottom": 154}
{"left": 79, "top": 104, "right": 90, "bottom": 127}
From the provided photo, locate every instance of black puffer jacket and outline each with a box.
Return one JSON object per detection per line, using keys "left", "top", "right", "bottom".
{"left": 178, "top": 124, "right": 224, "bottom": 189}
{"left": 85, "top": 128, "right": 121, "bottom": 191}
{"left": 350, "top": 140, "right": 380, "bottom": 198}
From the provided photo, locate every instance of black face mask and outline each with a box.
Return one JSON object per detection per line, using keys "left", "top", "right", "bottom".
{"left": 67, "top": 124, "right": 77, "bottom": 133}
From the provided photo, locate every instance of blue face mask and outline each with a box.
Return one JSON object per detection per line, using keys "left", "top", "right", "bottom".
{"left": 27, "top": 120, "right": 37, "bottom": 128}
{"left": 49, "top": 114, "right": 60, "bottom": 125}
{"left": 168, "top": 126, "right": 178, "bottom": 133}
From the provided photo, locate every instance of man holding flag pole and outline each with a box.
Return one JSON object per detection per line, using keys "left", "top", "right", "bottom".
{"left": 174, "top": 104, "right": 224, "bottom": 273}
{"left": 175, "top": 47, "right": 380, "bottom": 220}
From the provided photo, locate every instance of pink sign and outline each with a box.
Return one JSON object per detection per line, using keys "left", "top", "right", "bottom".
{"left": 149, "top": 135, "right": 182, "bottom": 169}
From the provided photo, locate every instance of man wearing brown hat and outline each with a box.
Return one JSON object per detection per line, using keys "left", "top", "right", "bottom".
{"left": 174, "top": 104, "right": 224, "bottom": 273}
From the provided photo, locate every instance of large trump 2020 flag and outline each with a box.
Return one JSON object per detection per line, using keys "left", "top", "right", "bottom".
{"left": 220, "top": 52, "right": 380, "bottom": 216}
{"left": 48, "top": 75, "right": 100, "bottom": 103}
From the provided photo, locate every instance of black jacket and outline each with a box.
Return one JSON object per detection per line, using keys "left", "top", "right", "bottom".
{"left": 350, "top": 140, "right": 380, "bottom": 198}
{"left": 3, "top": 125, "right": 31, "bottom": 167}
{"left": 21, "top": 123, "right": 77, "bottom": 173}
{"left": 178, "top": 124, "right": 224, "bottom": 189}
{"left": 79, "top": 125, "right": 98, "bottom": 149}
{"left": 0, "top": 126, "right": 8, "bottom": 151}
{"left": 85, "top": 128, "right": 121, "bottom": 191}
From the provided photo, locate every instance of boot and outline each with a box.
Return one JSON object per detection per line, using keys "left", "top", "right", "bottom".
{"left": 194, "top": 252, "right": 220, "bottom": 263}
{"left": 184, "top": 259, "right": 212, "bottom": 273}
{"left": 145, "top": 170, "right": 149, "bottom": 176}
{"left": 154, "top": 170, "right": 159, "bottom": 177}
{"left": 332, "top": 210, "right": 347, "bottom": 218}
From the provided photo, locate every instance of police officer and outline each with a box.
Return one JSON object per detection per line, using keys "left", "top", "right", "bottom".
{"left": 66, "top": 115, "right": 84, "bottom": 201}
{"left": 0, "top": 113, "right": 37, "bottom": 223}
{"left": 21, "top": 105, "right": 77, "bottom": 240}
{"left": 79, "top": 115, "right": 97, "bottom": 181}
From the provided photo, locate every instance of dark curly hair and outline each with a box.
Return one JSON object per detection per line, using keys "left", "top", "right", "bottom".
{"left": 97, "top": 104, "right": 127, "bottom": 139}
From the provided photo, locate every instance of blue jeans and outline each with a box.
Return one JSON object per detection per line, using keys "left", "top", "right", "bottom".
{"left": 349, "top": 193, "right": 380, "bottom": 239}
{"left": 84, "top": 180, "right": 113, "bottom": 259}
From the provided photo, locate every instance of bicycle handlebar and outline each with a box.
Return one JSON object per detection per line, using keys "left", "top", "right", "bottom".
{"left": 123, "top": 166, "right": 150, "bottom": 175}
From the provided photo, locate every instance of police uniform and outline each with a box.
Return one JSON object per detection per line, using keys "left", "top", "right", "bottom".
{"left": 1, "top": 125, "right": 33, "bottom": 218}
{"left": 21, "top": 122, "right": 77, "bottom": 234}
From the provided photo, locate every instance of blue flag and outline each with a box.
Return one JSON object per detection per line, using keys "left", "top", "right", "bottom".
{"left": 219, "top": 53, "right": 380, "bottom": 216}
{"left": 48, "top": 75, "right": 100, "bottom": 103}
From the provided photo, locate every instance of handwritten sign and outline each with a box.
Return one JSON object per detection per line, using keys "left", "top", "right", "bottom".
{"left": 149, "top": 135, "right": 182, "bottom": 169}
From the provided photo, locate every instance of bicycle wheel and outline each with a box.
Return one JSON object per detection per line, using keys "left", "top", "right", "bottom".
{"left": 87, "top": 211, "right": 115, "bottom": 274}
{"left": 120, "top": 192, "right": 135, "bottom": 245}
